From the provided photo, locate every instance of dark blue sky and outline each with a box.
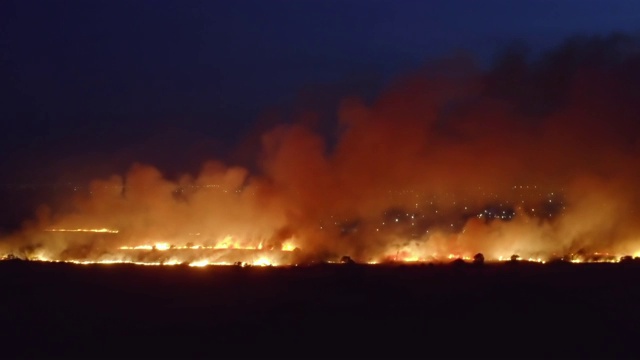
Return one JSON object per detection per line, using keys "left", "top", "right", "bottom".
{"left": 1, "top": 0, "right": 639, "bottom": 183}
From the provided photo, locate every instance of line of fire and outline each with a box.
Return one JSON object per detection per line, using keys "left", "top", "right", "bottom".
{"left": 2, "top": 185, "right": 639, "bottom": 267}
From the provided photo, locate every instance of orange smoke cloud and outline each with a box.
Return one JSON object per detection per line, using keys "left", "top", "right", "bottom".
{"left": 3, "top": 34, "right": 640, "bottom": 265}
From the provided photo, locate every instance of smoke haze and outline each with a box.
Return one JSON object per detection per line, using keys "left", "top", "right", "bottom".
{"left": 3, "top": 34, "right": 640, "bottom": 264}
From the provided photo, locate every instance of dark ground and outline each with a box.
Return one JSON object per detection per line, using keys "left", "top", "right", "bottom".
{"left": 1, "top": 261, "right": 639, "bottom": 359}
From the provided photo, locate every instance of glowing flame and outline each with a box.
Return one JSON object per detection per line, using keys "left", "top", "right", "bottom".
{"left": 214, "top": 235, "right": 242, "bottom": 250}
{"left": 119, "top": 245, "right": 153, "bottom": 250}
{"left": 154, "top": 243, "right": 171, "bottom": 251}
{"left": 254, "top": 257, "right": 272, "bottom": 266}
{"left": 1, "top": 250, "right": 636, "bottom": 267}
{"left": 9, "top": 228, "right": 638, "bottom": 267}
{"left": 45, "top": 228, "right": 119, "bottom": 233}
{"left": 42, "top": 228, "right": 297, "bottom": 255}
{"left": 189, "top": 260, "right": 210, "bottom": 267}
{"left": 281, "top": 242, "right": 296, "bottom": 251}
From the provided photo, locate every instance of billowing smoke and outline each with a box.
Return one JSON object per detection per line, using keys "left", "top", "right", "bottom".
{"left": 3, "top": 33, "right": 640, "bottom": 264}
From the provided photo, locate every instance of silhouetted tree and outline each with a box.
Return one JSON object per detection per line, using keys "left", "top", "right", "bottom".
{"left": 473, "top": 253, "right": 485, "bottom": 265}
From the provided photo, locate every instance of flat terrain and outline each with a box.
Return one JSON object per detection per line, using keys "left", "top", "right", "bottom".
{"left": 1, "top": 261, "right": 639, "bottom": 358}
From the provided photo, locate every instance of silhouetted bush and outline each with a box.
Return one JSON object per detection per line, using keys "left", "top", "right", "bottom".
{"left": 340, "top": 256, "right": 355, "bottom": 264}
{"left": 451, "top": 258, "right": 466, "bottom": 267}
{"left": 620, "top": 255, "right": 634, "bottom": 263}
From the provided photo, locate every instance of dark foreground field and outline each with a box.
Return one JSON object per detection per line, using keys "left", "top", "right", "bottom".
{"left": 2, "top": 261, "right": 639, "bottom": 358}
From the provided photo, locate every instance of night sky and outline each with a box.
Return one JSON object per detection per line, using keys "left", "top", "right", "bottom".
{"left": 1, "top": 0, "right": 639, "bottom": 184}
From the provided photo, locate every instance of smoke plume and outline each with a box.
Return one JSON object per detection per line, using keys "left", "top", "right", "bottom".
{"left": 3, "top": 33, "right": 640, "bottom": 264}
